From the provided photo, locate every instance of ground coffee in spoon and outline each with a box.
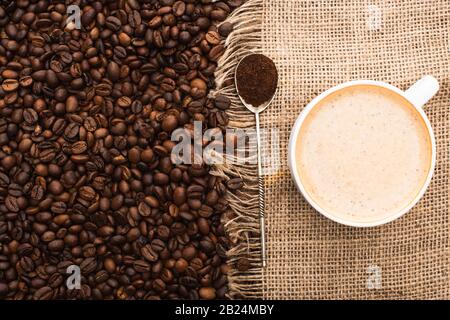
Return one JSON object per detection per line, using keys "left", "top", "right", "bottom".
{"left": 235, "top": 54, "right": 278, "bottom": 107}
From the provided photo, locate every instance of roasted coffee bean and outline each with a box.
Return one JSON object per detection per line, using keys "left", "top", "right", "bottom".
{"left": 206, "top": 31, "right": 221, "bottom": 45}
{"left": 227, "top": 177, "right": 244, "bottom": 190}
{"left": 71, "top": 141, "right": 88, "bottom": 154}
{"left": 48, "top": 239, "right": 64, "bottom": 252}
{"left": 214, "top": 95, "right": 231, "bottom": 110}
{"left": 151, "top": 239, "right": 166, "bottom": 252}
{"left": 173, "top": 186, "right": 187, "bottom": 205}
{"left": 133, "top": 260, "right": 151, "bottom": 273}
{"left": 81, "top": 257, "right": 98, "bottom": 274}
{"left": 2, "top": 78, "right": 19, "bottom": 92}
{"left": 23, "top": 108, "right": 38, "bottom": 124}
{"left": 64, "top": 123, "right": 79, "bottom": 140}
{"left": 107, "top": 61, "right": 120, "bottom": 82}
{"left": 50, "top": 201, "right": 66, "bottom": 214}
{"left": 31, "top": 185, "right": 45, "bottom": 201}
{"left": 5, "top": 196, "right": 20, "bottom": 212}
{"left": 48, "top": 273, "right": 64, "bottom": 288}
{"left": 33, "top": 286, "right": 54, "bottom": 300}
{"left": 79, "top": 186, "right": 96, "bottom": 202}
{"left": 199, "top": 287, "right": 216, "bottom": 300}
{"left": 141, "top": 245, "right": 158, "bottom": 262}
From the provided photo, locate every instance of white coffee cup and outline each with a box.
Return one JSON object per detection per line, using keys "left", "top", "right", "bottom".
{"left": 288, "top": 76, "right": 439, "bottom": 227}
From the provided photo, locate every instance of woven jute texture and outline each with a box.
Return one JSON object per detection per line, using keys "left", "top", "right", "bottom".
{"left": 217, "top": 0, "right": 450, "bottom": 299}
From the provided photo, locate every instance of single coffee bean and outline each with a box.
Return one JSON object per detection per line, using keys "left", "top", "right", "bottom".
{"left": 162, "top": 115, "right": 178, "bottom": 133}
{"left": 214, "top": 95, "right": 231, "bottom": 110}
{"left": 71, "top": 141, "right": 88, "bottom": 154}
{"left": 227, "top": 177, "right": 244, "bottom": 190}
{"left": 107, "top": 61, "right": 120, "bottom": 82}
{"left": 48, "top": 239, "right": 64, "bottom": 251}
{"left": 218, "top": 22, "right": 234, "bottom": 37}
{"left": 206, "top": 31, "right": 221, "bottom": 45}
{"left": 66, "top": 96, "right": 78, "bottom": 113}
{"left": 141, "top": 245, "right": 158, "bottom": 262}
{"left": 2, "top": 79, "right": 19, "bottom": 92}
{"left": 5, "top": 196, "right": 20, "bottom": 212}
{"left": 64, "top": 122, "right": 79, "bottom": 140}
{"left": 133, "top": 260, "right": 151, "bottom": 273}
{"left": 23, "top": 108, "right": 39, "bottom": 124}
{"left": 199, "top": 287, "right": 216, "bottom": 300}
{"left": 173, "top": 187, "right": 187, "bottom": 205}
{"left": 81, "top": 257, "right": 98, "bottom": 274}
{"left": 33, "top": 286, "right": 54, "bottom": 300}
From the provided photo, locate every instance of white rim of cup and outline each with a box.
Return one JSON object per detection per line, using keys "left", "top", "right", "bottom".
{"left": 288, "top": 79, "right": 437, "bottom": 228}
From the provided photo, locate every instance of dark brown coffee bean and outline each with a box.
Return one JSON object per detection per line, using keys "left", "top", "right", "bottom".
{"left": 182, "top": 246, "right": 197, "bottom": 261}
{"left": 48, "top": 273, "right": 64, "bottom": 288}
{"left": 117, "top": 96, "right": 132, "bottom": 108}
{"left": 227, "top": 177, "right": 244, "bottom": 190}
{"left": 107, "top": 61, "right": 120, "bottom": 82}
{"left": 31, "top": 185, "right": 45, "bottom": 201}
{"left": 48, "top": 239, "right": 64, "bottom": 251}
{"left": 209, "top": 45, "right": 225, "bottom": 61}
{"left": 173, "top": 187, "right": 187, "bottom": 205}
{"left": 33, "top": 286, "right": 54, "bottom": 300}
{"left": 23, "top": 108, "right": 39, "bottom": 124}
{"left": 64, "top": 122, "right": 79, "bottom": 140}
{"left": 206, "top": 31, "right": 221, "bottom": 45}
{"left": 2, "top": 79, "right": 19, "bottom": 92}
{"left": 154, "top": 173, "right": 169, "bottom": 185}
{"left": 173, "top": 1, "right": 186, "bottom": 16}
{"left": 79, "top": 186, "right": 96, "bottom": 202}
{"left": 81, "top": 257, "right": 98, "bottom": 274}
{"left": 138, "top": 202, "right": 151, "bottom": 217}
{"left": 199, "top": 287, "right": 216, "bottom": 300}
{"left": 66, "top": 96, "right": 78, "bottom": 113}
{"left": 180, "top": 276, "right": 198, "bottom": 288}
{"left": 151, "top": 239, "right": 165, "bottom": 252}
{"left": 197, "top": 218, "right": 210, "bottom": 235}
{"left": 51, "top": 201, "right": 66, "bottom": 214}
{"left": 105, "top": 16, "right": 122, "bottom": 31}
{"left": 141, "top": 245, "right": 158, "bottom": 262}
{"left": 5, "top": 196, "right": 20, "bottom": 212}
{"left": 218, "top": 22, "right": 234, "bottom": 37}
{"left": 214, "top": 95, "right": 231, "bottom": 110}
{"left": 133, "top": 260, "right": 151, "bottom": 273}
{"left": 79, "top": 116, "right": 94, "bottom": 130}
{"left": 211, "top": 9, "right": 228, "bottom": 21}
{"left": 162, "top": 115, "right": 178, "bottom": 133}
{"left": 71, "top": 141, "right": 87, "bottom": 154}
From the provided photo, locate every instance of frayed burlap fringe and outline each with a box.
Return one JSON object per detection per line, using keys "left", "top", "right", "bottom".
{"left": 210, "top": 0, "right": 264, "bottom": 299}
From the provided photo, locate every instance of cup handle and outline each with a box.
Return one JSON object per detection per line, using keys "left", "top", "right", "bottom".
{"left": 404, "top": 75, "right": 439, "bottom": 108}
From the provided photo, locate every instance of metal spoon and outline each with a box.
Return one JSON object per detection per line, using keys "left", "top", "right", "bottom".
{"left": 235, "top": 55, "right": 278, "bottom": 268}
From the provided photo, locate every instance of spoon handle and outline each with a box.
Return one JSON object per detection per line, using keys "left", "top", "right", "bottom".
{"left": 255, "top": 112, "right": 267, "bottom": 267}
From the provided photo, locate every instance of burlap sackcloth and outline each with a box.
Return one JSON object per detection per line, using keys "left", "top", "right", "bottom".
{"left": 212, "top": 0, "right": 450, "bottom": 299}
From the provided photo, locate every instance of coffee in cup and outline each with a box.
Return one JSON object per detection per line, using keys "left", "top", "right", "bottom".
{"left": 288, "top": 77, "right": 438, "bottom": 227}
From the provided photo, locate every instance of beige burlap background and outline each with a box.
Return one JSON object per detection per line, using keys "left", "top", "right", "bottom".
{"left": 214, "top": 0, "right": 450, "bottom": 299}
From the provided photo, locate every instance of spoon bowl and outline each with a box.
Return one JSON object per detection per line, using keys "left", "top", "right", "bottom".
{"left": 235, "top": 55, "right": 278, "bottom": 113}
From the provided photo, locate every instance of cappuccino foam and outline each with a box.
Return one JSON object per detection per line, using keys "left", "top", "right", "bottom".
{"left": 295, "top": 85, "right": 432, "bottom": 223}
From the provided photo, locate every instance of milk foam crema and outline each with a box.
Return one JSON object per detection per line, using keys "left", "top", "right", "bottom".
{"left": 295, "top": 85, "right": 432, "bottom": 223}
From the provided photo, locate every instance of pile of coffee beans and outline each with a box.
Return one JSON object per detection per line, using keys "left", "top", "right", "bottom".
{"left": 0, "top": 0, "right": 243, "bottom": 300}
